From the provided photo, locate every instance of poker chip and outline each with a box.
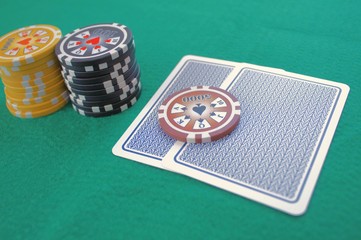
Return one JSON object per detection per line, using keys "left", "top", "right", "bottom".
{"left": 55, "top": 23, "right": 133, "bottom": 67}
{"left": 3, "top": 74, "right": 64, "bottom": 92}
{"left": 1, "top": 66, "right": 62, "bottom": 88}
{"left": 65, "top": 66, "right": 140, "bottom": 95}
{"left": 7, "top": 91, "right": 69, "bottom": 112}
{"left": 61, "top": 59, "right": 138, "bottom": 85}
{"left": 69, "top": 76, "right": 140, "bottom": 101}
{"left": 158, "top": 86, "right": 241, "bottom": 143}
{"left": 58, "top": 42, "right": 135, "bottom": 73}
{"left": 70, "top": 81, "right": 141, "bottom": 107}
{"left": 6, "top": 96, "right": 68, "bottom": 118}
{"left": 0, "top": 25, "right": 62, "bottom": 67}
{"left": 65, "top": 63, "right": 139, "bottom": 90}
{"left": 4, "top": 76, "right": 66, "bottom": 97}
{"left": 1, "top": 53, "right": 59, "bottom": 73}
{"left": 56, "top": 23, "right": 141, "bottom": 117}
{"left": 0, "top": 57, "right": 59, "bottom": 78}
{"left": 72, "top": 88, "right": 141, "bottom": 118}
{"left": 0, "top": 24, "right": 68, "bottom": 118}
{"left": 6, "top": 89, "right": 68, "bottom": 105}
{"left": 72, "top": 83, "right": 141, "bottom": 113}
{"left": 60, "top": 56, "right": 134, "bottom": 79}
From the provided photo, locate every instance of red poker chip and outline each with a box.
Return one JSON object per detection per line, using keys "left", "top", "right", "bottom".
{"left": 158, "top": 86, "right": 241, "bottom": 143}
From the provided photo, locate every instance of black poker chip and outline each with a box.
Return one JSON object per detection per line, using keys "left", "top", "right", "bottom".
{"left": 66, "top": 69, "right": 140, "bottom": 96}
{"left": 69, "top": 76, "right": 140, "bottom": 101}
{"left": 72, "top": 83, "right": 141, "bottom": 112}
{"left": 55, "top": 23, "right": 134, "bottom": 67}
{"left": 56, "top": 23, "right": 141, "bottom": 117}
{"left": 65, "top": 63, "right": 139, "bottom": 91}
{"left": 72, "top": 87, "right": 142, "bottom": 117}
{"left": 58, "top": 42, "right": 135, "bottom": 73}
{"left": 61, "top": 52, "right": 135, "bottom": 78}
{"left": 60, "top": 59, "right": 137, "bottom": 85}
{"left": 69, "top": 82, "right": 141, "bottom": 108}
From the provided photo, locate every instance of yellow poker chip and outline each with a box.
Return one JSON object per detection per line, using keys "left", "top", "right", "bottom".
{"left": 0, "top": 60, "right": 60, "bottom": 78}
{"left": 0, "top": 25, "right": 62, "bottom": 67}
{"left": 4, "top": 79, "right": 66, "bottom": 99}
{"left": 7, "top": 91, "right": 69, "bottom": 111}
{"left": 1, "top": 67, "right": 61, "bottom": 88}
{"left": 6, "top": 96, "right": 68, "bottom": 118}
{"left": 5, "top": 89, "right": 68, "bottom": 105}
{"left": 3, "top": 74, "right": 64, "bottom": 93}
{"left": 1, "top": 67, "right": 61, "bottom": 86}
{"left": 1, "top": 53, "right": 59, "bottom": 73}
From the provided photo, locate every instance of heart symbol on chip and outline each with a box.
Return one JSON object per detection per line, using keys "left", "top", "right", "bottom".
{"left": 86, "top": 37, "right": 100, "bottom": 45}
{"left": 192, "top": 104, "right": 206, "bottom": 116}
{"left": 17, "top": 38, "right": 32, "bottom": 45}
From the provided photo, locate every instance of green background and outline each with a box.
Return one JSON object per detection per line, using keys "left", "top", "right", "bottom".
{"left": 1, "top": 0, "right": 360, "bottom": 239}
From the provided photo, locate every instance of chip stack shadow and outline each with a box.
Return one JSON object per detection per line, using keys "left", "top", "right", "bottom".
{"left": 55, "top": 23, "right": 142, "bottom": 117}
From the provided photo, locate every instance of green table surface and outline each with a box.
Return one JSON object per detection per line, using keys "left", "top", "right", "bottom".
{"left": 1, "top": 0, "right": 360, "bottom": 239}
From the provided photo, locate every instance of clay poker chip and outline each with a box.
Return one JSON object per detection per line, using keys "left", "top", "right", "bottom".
{"left": 55, "top": 23, "right": 133, "bottom": 68}
{"left": 63, "top": 62, "right": 139, "bottom": 90}
{"left": 60, "top": 51, "right": 135, "bottom": 78}
{"left": 0, "top": 24, "right": 69, "bottom": 118}
{"left": 0, "top": 25, "right": 62, "bottom": 68}
{"left": 158, "top": 86, "right": 241, "bottom": 143}
{"left": 55, "top": 23, "right": 141, "bottom": 117}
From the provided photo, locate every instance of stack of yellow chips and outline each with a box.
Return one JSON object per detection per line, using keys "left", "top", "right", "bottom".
{"left": 0, "top": 25, "right": 69, "bottom": 118}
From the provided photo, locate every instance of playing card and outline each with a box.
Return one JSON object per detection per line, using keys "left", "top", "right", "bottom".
{"left": 113, "top": 55, "right": 349, "bottom": 215}
{"left": 112, "top": 55, "right": 239, "bottom": 168}
{"left": 162, "top": 60, "right": 349, "bottom": 215}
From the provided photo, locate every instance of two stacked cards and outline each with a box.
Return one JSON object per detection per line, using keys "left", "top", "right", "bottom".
{"left": 113, "top": 55, "right": 349, "bottom": 215}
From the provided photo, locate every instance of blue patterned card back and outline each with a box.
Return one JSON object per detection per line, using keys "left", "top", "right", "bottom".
{"left": 163, "top": 62, "right": 349, "bottom": 215}
{"left": 113, "top": 57, "right": 236, "bottom": 168}
{"left": 113, "top": 56, "right": 349, "bottom": 215}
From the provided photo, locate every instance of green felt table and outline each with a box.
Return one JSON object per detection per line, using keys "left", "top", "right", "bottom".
{"left": 1, "top": 0, "right": 360, "bottom": 239}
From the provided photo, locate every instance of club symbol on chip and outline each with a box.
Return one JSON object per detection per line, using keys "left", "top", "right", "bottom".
{"left": 158, "top": 86, "right": 241, "bottom": 143}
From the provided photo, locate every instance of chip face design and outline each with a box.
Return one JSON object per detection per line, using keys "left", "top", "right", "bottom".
{"left": 55, "top": 23, "right": 133, "bottom": 67}
{"left": 0, "top": 25, "right": 62, "bottom": 66}
{"left": 158, "top": 86, "right": 241, "bottom": 143}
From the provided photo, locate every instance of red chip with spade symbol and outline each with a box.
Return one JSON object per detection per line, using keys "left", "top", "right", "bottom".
{"left": 158, "top": 86, "right": 241, "bottom": 143}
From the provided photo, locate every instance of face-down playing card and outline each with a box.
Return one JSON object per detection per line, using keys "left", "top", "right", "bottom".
{"left": 113, "top": 55, "right": 349, "bottom": 215}
{"left": 112, "top": 55, "right": 239, "bottom": 168}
